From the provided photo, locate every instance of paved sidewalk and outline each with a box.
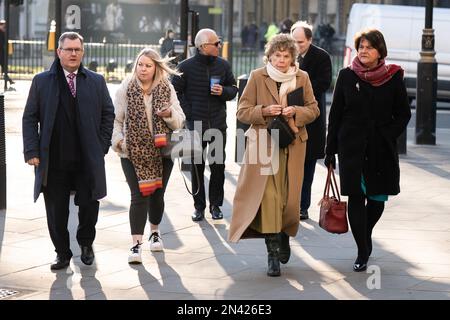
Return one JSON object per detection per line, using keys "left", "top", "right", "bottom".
{"left": 0, "top": 81, "right": 449, "bottom": 300}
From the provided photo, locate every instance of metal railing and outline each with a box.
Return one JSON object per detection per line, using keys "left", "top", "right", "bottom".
{"left": 7, "top": 39, "right": 45, "bottom": 79}
{"left": 330, "top": 53, "right": 344, "bottom": 89}
{"left": 5, "top": 39, "right": 344, "bottom": 91}
{"left": 231, "top": 44, "right": 261, "bottom": 77}
{"left": 5, "top": 39, "right": 160, "bottom": 82}
{"left": 83, "top": 42, "right": 160, "bottom": 82}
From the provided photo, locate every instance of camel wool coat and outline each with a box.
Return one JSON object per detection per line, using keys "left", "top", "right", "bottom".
{"left": 229, "top": 66, "right": 319, "bottom": 243}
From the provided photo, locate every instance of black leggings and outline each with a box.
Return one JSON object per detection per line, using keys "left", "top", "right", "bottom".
{"left": 121, "top": 158, "right": 173, "bottom": 235}
{"left": 348, "top": 195, "right": 385, "bottom": 261}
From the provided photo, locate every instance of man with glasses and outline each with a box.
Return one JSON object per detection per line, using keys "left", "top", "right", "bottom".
{"left": 172, "top": 28, "right": 238, "bottom": 222}
{"left": 22, "top": 32, "right": 114, "bottom": 270}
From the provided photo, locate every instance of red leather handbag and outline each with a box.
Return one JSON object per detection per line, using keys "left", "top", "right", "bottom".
{"left": 318, "top": 166, "right": 348, "bottom": 234}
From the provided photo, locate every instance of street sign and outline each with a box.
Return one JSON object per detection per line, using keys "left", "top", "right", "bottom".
{"left": 208, "top": 7, "right": 222, "bottom": 15}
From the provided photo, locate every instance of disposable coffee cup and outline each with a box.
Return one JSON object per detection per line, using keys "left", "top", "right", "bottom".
{"left": 210, "top": 76, "right": 221, "bottom": 90}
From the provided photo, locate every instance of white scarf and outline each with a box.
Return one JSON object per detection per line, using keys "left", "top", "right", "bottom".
{"left": 266, "top": 62, "right": 298, "bottom": 107}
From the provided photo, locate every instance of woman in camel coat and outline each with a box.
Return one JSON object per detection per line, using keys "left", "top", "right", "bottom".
{"left": 229, "top": 34, "right": 319, "bottom": 277}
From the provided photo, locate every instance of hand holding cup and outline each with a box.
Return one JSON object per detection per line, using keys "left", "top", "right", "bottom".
{"left": 210, "top": 76, "right": 222, "bottom": 96}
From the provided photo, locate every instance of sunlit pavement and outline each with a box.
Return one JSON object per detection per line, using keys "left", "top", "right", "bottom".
{"left": 0, "top": 80, "right": 449, "bottom": 300}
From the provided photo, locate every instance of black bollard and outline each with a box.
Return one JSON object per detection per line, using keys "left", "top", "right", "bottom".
{"left": 415, "top": 1, "right": 437, "bottom": 145}
{"left": 0, "top": 94, "right": 6, "bottom": 209}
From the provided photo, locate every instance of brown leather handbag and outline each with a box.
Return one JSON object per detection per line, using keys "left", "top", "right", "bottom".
{"left": 318, "top": 166, "right": 348, "bottom": 234}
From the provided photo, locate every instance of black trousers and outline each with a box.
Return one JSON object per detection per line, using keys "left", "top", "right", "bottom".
{"left": 348, "top": 195, "right": 385, "bottom": 260}
{"left": 121, "top": 157, "right": 173, "bottom": 235}
{"left": 300, "top": 158, "right": 317, "bottom": 212}
{"left": 1, "top": 61, "right": 13, "bottom": 84}
{"left": 43, "top": 168, "right": 99, "bottom": 258}
{"left": 192, "top": 130, "right": 226, "bottom": 211}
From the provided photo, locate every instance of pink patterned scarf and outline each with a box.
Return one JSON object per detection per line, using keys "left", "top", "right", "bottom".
{"left": 350, "top": 57, "right": 403, "bottom": 87}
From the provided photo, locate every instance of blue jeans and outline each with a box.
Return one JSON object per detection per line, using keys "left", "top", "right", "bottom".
{"left": 300, "top": 159, "right": 317, "bottom": 212}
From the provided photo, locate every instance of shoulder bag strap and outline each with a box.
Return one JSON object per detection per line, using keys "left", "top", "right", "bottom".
{"left": 178, "top": 159, "right": 200, "bottom": 196}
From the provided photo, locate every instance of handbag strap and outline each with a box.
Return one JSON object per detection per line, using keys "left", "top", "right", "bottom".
{"left": 178, "top": 159, "right": 200, "bottom": 196}
{"left": 323, "top": 165, "right": 342, "bottom": 201}
{"left": 328, "top": 166, "right": 342, "bottom": 201}
{"left": 323, "top": 165, "right": 332, "bottom": 198}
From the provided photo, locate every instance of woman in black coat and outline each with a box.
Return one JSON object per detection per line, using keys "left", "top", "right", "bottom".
{"left": 325, "top": 29, "right": 411, "bottom": 272}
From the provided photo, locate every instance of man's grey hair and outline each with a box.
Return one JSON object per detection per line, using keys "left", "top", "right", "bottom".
{"left": 194, "top": 28, "right": 217, "bottom": 48}
{"left": 58, "top": 32, "right": 84, "bottom": 49}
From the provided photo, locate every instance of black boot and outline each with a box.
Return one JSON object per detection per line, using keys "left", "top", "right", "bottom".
{"left": 278, "top": 231, "right": 291, "bottom": 264}
{"left": 265, "top": 234, "right": 281, "bottom": 277}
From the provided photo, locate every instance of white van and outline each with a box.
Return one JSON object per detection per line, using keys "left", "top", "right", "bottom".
{"left": 344, "top": 3, "right": 450, "bottom": 101}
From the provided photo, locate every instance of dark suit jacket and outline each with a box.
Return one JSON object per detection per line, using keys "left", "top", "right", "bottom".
{"left": 22, "top": 59, "right": 114, "bottom": 202}
{"left": 299, "top": 44, "right": 332, "bottom": 160}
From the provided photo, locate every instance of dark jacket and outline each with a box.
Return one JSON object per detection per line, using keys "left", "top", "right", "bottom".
{"left": 171, "top": 51, "right": 238, "bottom": 130}
{"left": 49, "top": 63, "right": 82, "bottom": 170}
{"left": 160, "top": 38, "right": 174, "bottom": 58}
{"left": 22, "top": 59, "right": 115, "bottom": 202}
{"left": 299, "top": 44, "right": 332, "bottom": 160}
{"left": 325, "top": 68, "right": 411, "bottom": 196}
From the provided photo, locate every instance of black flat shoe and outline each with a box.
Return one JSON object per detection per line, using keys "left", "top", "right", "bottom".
{"left": 191, "top": 209, "right": 205, "bottom": 222}
{"left": 50, "top": 255, "right": 71, "bottom": 270}
{"left": 210, "top": 205, "right": 223, "bottom": 220}
{"left": 353, "top": 256, "right": 368, "bottom": 272}
{"left": 80, "top": 245, "right": 95, "bottom": 265}
{"left": 353, "top": 262, "right": 367, "bottom": 272}
{"left": 300, "top": 210, "right": 309, "bottom": 220}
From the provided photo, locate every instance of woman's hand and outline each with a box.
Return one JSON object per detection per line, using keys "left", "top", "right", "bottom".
{"left": 262, "top": 104, "right": 283, "bottom": 116}
{"left": 281, "top": 106, "right": 296, "bottom": 118}
{"left": 118, "top": 140, "right": 124, "bottom": 151}
{"left": 156, "top": 107, "right": 172, "bottom": 118}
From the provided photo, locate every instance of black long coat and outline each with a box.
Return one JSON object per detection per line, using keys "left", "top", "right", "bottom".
{"left": 22, "top": 59, "right": 114, "bottom": 202}
{"left": 299, "top": 44, "right": 332, "bottom": 160}
{"left": 326, "top": 68, "right": 411, "bottom": 196}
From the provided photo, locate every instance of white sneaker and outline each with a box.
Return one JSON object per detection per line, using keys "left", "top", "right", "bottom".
{"left": 149, "top": 231, "right": 163, "bottom": 252}
{"left": 128, "top": 243, "right": 142, "bottom": 264}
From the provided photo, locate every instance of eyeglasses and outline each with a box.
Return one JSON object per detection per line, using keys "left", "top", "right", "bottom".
{"left": 60, "top": 48, "right": 83, "bottom": 55}
{"left": 203, "top": 41, "right": 221, "bottom": 47}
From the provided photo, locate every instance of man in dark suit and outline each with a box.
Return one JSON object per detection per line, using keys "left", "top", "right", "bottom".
{"left": 291, "top": 21, "right": 332, "bottom": 220}
{"left": 22, "top": 32, "right": 114, "bottom": 270}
